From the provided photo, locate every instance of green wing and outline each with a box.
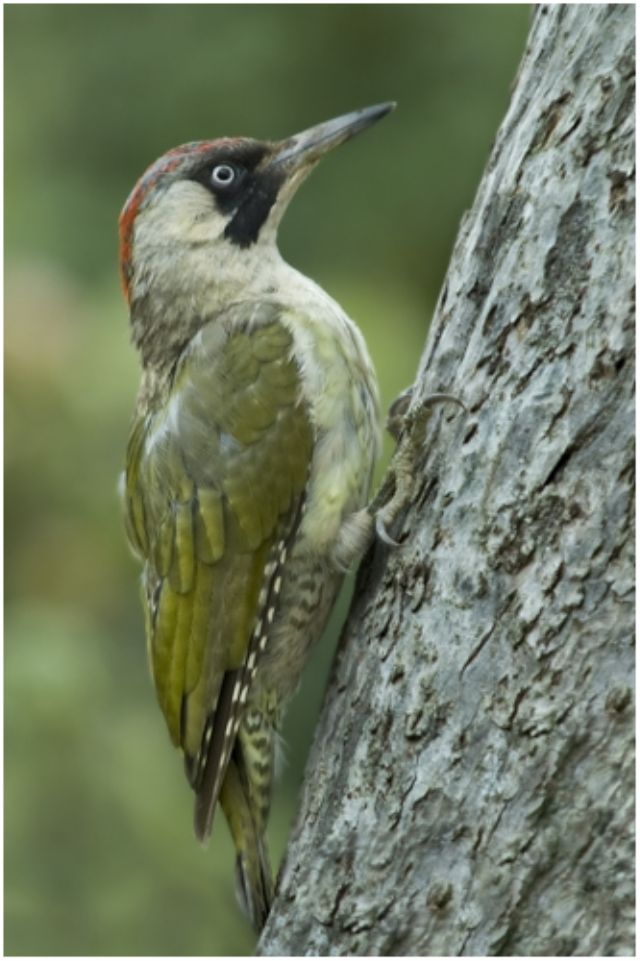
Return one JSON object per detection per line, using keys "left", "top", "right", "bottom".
{"left": 124, "top": 303, "right": 312, "bottom": 795}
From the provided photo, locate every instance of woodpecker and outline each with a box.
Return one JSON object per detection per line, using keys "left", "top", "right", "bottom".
{"left": 119, "top": 103, "right": 393, "bottom": 931}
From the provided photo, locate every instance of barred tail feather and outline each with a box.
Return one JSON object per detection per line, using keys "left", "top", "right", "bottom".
{"left": 220, "top": 756, "right": 274, "bottom": 931}
{"left": 235, "top": 835, "right": 273, "bottom": 933}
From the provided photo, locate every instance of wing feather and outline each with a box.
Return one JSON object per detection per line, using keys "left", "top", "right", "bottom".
{"left": 124, "top": 303, "right": 313, "bottom": 827}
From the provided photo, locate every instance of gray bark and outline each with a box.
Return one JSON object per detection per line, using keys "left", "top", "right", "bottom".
{"left": 259, "top": 5, "right": 635, "bottom": 955}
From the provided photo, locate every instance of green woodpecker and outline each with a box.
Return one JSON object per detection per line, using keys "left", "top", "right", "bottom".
{"left": 119, "top": 103, "right": 393, "bottom": 930}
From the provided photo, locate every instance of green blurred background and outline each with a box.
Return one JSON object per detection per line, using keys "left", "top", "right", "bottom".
{"left": 5, "top": 5, "right": 529, "bottom": 955}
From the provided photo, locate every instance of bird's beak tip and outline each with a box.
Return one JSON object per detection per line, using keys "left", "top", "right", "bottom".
{"left": 273, "top": 102, "right": 396, "bottom": 171}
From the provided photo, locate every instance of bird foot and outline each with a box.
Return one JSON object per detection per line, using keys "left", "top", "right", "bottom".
{"left": 370, "top": 387, "right": 466, "bottom": 546}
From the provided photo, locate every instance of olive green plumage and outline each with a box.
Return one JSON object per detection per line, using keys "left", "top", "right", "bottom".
{"left": 125, "top": 307, "right": 317, "bottom": 929}
{"left": 120, "top": 104, "right": 392, "bottom": 932}
{"left": 125, "top": 309, "right": 312, "bottom": 759}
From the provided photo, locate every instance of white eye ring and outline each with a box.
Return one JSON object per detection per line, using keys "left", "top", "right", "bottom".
{"left": 211, "top": 164, "right": 236, "bottom": 187}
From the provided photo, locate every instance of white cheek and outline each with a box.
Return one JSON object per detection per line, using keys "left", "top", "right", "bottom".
{"left": 137, "top": 180, "right": 229, "bottom": 248}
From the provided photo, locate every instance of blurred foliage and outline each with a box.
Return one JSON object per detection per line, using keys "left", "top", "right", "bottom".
{"left": 5, "top": 5, "right": 529, "bottom": 956}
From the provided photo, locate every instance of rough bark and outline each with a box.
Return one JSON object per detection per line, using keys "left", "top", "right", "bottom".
{"left": 259, "top": 5, "right": 635, "bottom": 955}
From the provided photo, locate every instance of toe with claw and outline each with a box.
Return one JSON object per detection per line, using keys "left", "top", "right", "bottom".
{"left": 369, "top": 388, "right": 466, "bottom": 547}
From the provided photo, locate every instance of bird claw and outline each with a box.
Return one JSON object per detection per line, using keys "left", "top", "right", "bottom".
{"left": 421, "top": 392, "right": 467, "bottom": 413}
{"left": 372, "top": 386, "right": 466, "bottom": 548}
{"left": 375, "top": 515, "right": 400, "bottom": 548}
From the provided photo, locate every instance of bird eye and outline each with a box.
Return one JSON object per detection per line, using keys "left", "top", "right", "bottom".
{"left": 211, "top": 164, "right": 237, "bottom": 188}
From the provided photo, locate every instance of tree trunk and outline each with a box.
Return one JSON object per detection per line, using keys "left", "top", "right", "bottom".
{"left": 259, "top": 5, "right": 635, "bottom": 955}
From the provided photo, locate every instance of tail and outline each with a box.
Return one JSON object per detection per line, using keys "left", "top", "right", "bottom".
{"left": 219, "top": 755, "right": 274, "bottom": 932}
{"left": 234, "top": 834, "right": 273, "bottom": 933}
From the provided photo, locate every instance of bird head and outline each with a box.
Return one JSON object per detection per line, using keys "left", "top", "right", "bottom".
{"left": 120, "top": 103, "right": 394, "bottom": 366}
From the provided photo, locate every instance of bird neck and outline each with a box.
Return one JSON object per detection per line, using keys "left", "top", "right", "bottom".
{"left": 128, "top": 237, "right": 328, "bottom": 372}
